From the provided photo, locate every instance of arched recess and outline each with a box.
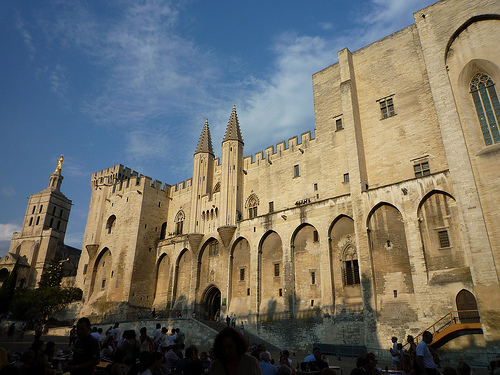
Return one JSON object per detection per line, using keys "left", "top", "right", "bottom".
{"left": 258, "top": 231, "right": 284, "bottom": 318}
{"left": 229, "top": 237, "right": 251, "bottom": 317}
{"left": 196, "top": 238, "right": 221, "bottom": 301}
{"left": 90, "top": 248, "right": 113, "bottom": 297}
{"left": 291, "top": 223, "right": 321, "bottom": 315}
{"left": 245, "top": 194, "right": 259, "bottom": 219}
{"left": 154, "top": 253, "right": 171, "bottom": 307}
{"left": 172, "top": 249, "right": 192, "bottom": 314}
{"left": 418, "top": 190, "right": 468, "bottom": 275}
{"left": 0, "top": 268, "right": 9, "bottom": 283}
{"left": 200, "top": 284, "right": 221, "bottom": 321}
{"left": 456, "top": 289, "right": 480, "bottom": 323}
{"left": 106, "top": 215, "right": 116, "bottom": 234}
{"left": 367, "top": 203, "right": 413, "bottom": 315}
{"left": 160, "top": 222, "right": 168, "bottom": 240}
{"left": 174, "top": 211, "right": 185, "bottom": 235}
{"left": 329, "top": 215, "right": 361, "bottom": 310}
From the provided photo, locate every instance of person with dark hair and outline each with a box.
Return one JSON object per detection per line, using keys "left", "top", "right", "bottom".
{"left": 141, "top": 351, "right": 164, "bottom": 375}
{"left": 139, "top": 327, "right": 154, "bottom": 353}
{"left": 416, "top": 331, "right": 438, "bottom": 375}
{"left": 30, "top": 340, "right": 55, "bottom": 375}
{"left": 105, "top": 350, "right": 127, "bottom": 375}
{"left": 209, "top": 327, "right": 261, "bottom": 375}
{"left": 163, "top": 344, "right": 180, "bottom": 373}
{"left": 67, "top": 317, "right": 100, "bottom": 375}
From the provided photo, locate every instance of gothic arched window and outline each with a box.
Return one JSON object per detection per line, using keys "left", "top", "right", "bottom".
{"left": 341, "top": 244, "right": 360, "bottom": 286}
{"left": 174, "top": 211, "right": 185, "bottom": 235}
{"left": 246, "top": 194, "right": 259, "bottom": 219}
{"left": 470, "top": 73, "right": 500, "bottom": 145}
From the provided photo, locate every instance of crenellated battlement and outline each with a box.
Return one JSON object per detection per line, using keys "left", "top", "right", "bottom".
{"left": 91, "top": 164, "right": 170, "bottom": 197}
{"left": 170, "top": 178, "right": 192, "bottom": 196}
{"left": 243, "top": 129, "right": 316, "bottom": 168}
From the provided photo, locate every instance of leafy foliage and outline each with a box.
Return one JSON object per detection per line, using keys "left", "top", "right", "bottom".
{"left": 39, "top": 260, "right": 64, "bottom": 287}
{"left": 10, "top": 286, "right": 83, "bottom": 320}
{"left": 0, "top": 261, "right": 19, "bottom": 314}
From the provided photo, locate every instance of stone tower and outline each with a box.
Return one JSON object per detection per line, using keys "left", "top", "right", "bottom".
{"left": 189, "top": 119, "right": 215, "bottom": 234}
{"left": 218, "top": 106, "right": 244, "bottom": 245}
{"left": 5, "top": 155, "right": 74, "bottom": 287}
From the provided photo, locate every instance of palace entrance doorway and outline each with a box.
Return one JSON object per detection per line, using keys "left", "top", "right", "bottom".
{"left": 200, "top": 286, "right": 221, "bottom": 321}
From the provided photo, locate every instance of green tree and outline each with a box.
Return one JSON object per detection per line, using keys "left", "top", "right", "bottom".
{"left": 0, "top": 260, "right": 19, "bottom": 314}
{"left": 39, "top": 260, "right": 63, "bottom": 287}
{"left": 10, "top": 286, "right": 83, "bottom": 321}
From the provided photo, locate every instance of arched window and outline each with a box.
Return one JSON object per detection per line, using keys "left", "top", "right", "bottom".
{"left": 106, "top": 215, "right": 116, "bottom": 234}
{"left": 0, "top": 268, "right": 9, "bottom": 283}
{"left": 213, "top": 182, "right": 221, "bottom": 194}
{"left": 470, "top": 73, "right": 500, "bottom": 145}
{"left": 208, "top": 240, "right": 219, "bottom": 256}
{"left": 175, "top": 211, "right": 185, "bottom": 235}
{"left": 246, "top": 194, "right": 259, "bottom": 219}
{"left": 341, "top": 244, "right": 360, "bottom": 286}
{"left": 160, "top": 222, "right": 167, "bottom": 240}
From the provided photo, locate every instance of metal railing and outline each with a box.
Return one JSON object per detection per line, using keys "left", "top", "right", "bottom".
{"left": 414, "top": 310, "right": 480, "bottom": 344}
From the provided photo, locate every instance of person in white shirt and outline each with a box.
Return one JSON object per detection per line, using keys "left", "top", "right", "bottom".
{"left": 417, "top": 331, "right": 438, "bottom": 375}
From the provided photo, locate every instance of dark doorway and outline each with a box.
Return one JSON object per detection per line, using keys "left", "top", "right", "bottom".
{"left": 201, "top": 287, "right": 221, "bottom": 321}
{"left": 456, "top": 289, "right": 480, "bottom": 323}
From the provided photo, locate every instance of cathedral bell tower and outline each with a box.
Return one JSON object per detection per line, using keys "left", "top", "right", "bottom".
{"left": 189, "top": 120, "right": 215, "bottom": 234}
{"left": 218, "top": 106, "right": 244, "bottom": 246}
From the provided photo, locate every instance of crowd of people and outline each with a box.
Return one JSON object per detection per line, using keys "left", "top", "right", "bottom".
{"left": 0, "top": 319, "right": 495, "bottom": 375}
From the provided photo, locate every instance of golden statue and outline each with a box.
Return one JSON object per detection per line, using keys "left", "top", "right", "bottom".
{"left": 54, "top": 154, "right": 64, "bottom": 173}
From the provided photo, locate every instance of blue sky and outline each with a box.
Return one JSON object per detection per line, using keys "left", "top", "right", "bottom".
{"left": 0, "top": 0, "right": 437, "bottom": 256}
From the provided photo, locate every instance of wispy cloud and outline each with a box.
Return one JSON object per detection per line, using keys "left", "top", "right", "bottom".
{"left": 0, "top": 224, "right": 20, "bottom": 241}
{"left": 1, "top": 186, "right": 17, "bottom": 198}
{"left": 16, "top": 15, "right": 36, "bottom": 59}
{"left": 49, "top": 64, "right": 68, "bottom": 95}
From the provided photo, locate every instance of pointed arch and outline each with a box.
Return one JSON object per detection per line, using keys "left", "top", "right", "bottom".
{"left": 213, "top": 182, "right": 221, "bottom": 194}
{"left": 229, "top": 237, "right": 251, "bottom": 317}
{"left": 154, "top": 253, "right": 171, "bottom": 306}
{"left": 173, "top": 248, "right": 192, "bottom": 313}
{"left": 258, "top": 230, "right": 284, "bottom": 317}
{"left": 469, "top": 72, "right": 500, "bottom": 145}
{"left": 106, "top": 215, "right": 116, "bottom": 234}
{"left": 456, "top": 289, "right": 480, "bottom": 323}
{"left": 174, "top": 210, "right": 185, "bottom": 235}
{"left": 90, "top": 247, "right": 112, "bottom": 297}
{"left": 367, "top": 202, "right": 413, "bottom": 310}
{"left": 290, "top": 223, "right": 321, "bottom": 314}
{"left": 245, "top": 194, "right": 259, "bottom": 219}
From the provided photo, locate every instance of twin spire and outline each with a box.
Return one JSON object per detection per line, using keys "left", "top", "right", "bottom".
{"left": 194, "top": 105, "right": 244, "bottom": 156}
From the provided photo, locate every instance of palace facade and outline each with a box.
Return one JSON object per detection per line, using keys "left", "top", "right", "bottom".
{"left": 76, "top": 0, "right": 500, "bottom": 349}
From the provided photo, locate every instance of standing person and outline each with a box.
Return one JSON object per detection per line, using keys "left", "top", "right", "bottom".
{"left": 416, "top": 331, "right": 438, "bottom": 375}
{"left": 167, "top": 329, "right": 177, "bottom": 349}
{"left": 209, "top": 327, "right": 262, "bottom": 375}
{"left": 7, "top": 323, "right": 15, "bottom": 341}
{"left": 159, "top": 327, "right": 169, "bottom": 353}
{"left": 153, "top": 324, "right": 162, "bottom": 351}
{"left": 35, "top": 322, "right": 43, "bottom": 341}
{"left": 67, "top": 317, "right": 101, "bottom": 375}
{"left": 18, "top": 322, "right": 26, "bottom": 341}
{"left": 231, "top": 314, "right": 236, "bottom": 328}
{"left": 111, "top": 323, "right": 121, "bottom": 345}
{"left": 407, "top": 335, "right": 417, "bottom": 370}
{"left": 69, "top": 325, "right": 78, "bottom": 348}
{"left": 175, "top": 328, "right": 185, "bottom": 347}
{"left": 226, "top": 315, "right": 231, "bottom": 327}
{"left": 139, "top": 327, "right": 154, "bottom": 353}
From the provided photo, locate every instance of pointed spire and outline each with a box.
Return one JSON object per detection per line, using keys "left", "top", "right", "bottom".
{"left": 195, "top": 119, "right": 214, "bottom": 156}
{"left": 223, "top": 105, "right": 244, "bottom": 144}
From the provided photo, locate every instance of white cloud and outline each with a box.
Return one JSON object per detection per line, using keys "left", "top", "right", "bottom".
{"left": 0, "top": 224, "right": 20, "bottom": 241}
{"left": 16, "top": 15, "right": 36, "bottom": 58}
{"left": 319, "top": 22, "right": 334, "bottom": 31}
